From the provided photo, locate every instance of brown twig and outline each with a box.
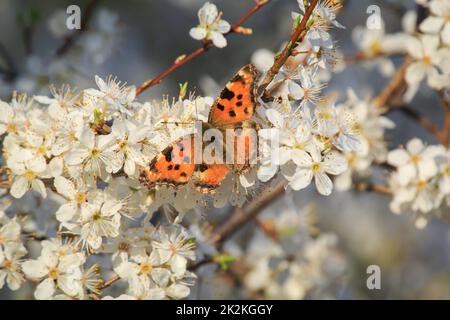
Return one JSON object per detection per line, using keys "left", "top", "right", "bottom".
{"left": 372, "top": 57, "right": 412, "bottom": 108}
{"left": 254, "top": 217, "right": 279, "bottom": 242}
{"left": 55, "top": 0, "right": 100, "bottom": 57}
{"left": 354, "top": 182, "right": 392, "bottom": 195}
{"left": 393, "top": 106, "right": 442, "bottom": 139}
{"left": 209, "top": 182, "right": 285, "bottom": 248}
{"left": 135, "top": 0, "right": 272, "bottom": 96}
{"left": 438, "top": 90, "right": 450, "bottom": 146}
{"left": 99, "top": 274, "right": 121, "bottom": 290}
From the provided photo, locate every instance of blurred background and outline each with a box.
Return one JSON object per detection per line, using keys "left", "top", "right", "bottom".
{"left": 0, "top": 0, "right": 449, "bottom": 299}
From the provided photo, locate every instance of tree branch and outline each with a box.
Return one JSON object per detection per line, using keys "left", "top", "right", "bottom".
{"left": 437, "top": 90, "right": 450, "bottom": 147}
{"left": 257, "top": 0, "right": 318, "bottom": 96}
{"left": 372, "top": 57, "right": 412, "bottom": 109}
{"left": 209, "top": 182, "right": 285, "bottom": 248}
{"left": 392, "top": 106, "right": 442, "bottom": 139}
{"left": 99, "top": 274, "right": 121, "bottom": 290}
{"left": 135, "top": 0, "right": 272, "bottom": 96}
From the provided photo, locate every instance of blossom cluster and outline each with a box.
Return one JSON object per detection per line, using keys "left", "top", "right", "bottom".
{"left": 0, "top": 0, "right": 359, "bottom": 299}
{"left": 241, "top": 202, "right": 345, "bottom": 299}
{"left": 0, "top": 214, "right": 26, "bottom": 291}
{"left": 388, "top": 138, "right": 449, "bottom": 228}
{"left": 351, "top": 0, "right": 450, "bottom": 100}
{"left": 0, "top": 0, "right": 447, "bottom": 301}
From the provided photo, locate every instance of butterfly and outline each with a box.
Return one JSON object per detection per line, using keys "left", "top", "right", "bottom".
{"left": 139, "top": 64, "right": 260, "bottom": 193}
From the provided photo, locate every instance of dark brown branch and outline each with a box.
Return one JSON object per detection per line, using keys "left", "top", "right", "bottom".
{"left": 135, "top": 0, "right": 272, "bottom": 95}
{"left": 257, "top": 0, "right": 319, "bottom": 96}
{"left": 209, "top": 182, "right": 285, "bottom": 248}
{"left": 437, "top": 90, "right": 450, "bottom": 147}
{"left": 372, "top": 57, "right": 412, "bottom": 109}
{"left": 99, "top": 274, "right": 120, "bottom": 290}
{"left": 392, "top": 106, "right": 441, "bottom": 140}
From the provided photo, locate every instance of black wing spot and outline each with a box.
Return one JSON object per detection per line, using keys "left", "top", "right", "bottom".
{"left": 217, "top": 103, "right": 225, "bottom": 111}
{"left": 195, "top": 164, "right": 208, "bottom": 172}
{"left": 174, "top": 164, "right": 180, "bottom": 170}
{"left": 221, "top": 87, "right": 235, "bottom": 100}
{"left": 237, "top": 94, "right": 243, "bottom": 100}
{"left": 236, "top": 101, "right": 243, "bottom": 107}
{"left": 162, "top": 146, "right": 173, "bottom": 162}
{"left": 167, "top": 165, "right": 173, "bottom": 170}
{"left": 180, "top": 172, "right": 187, "bottom": 177}
{"left": 229, "top": 110, "right": 237, "bottom": 117}
{"left": 244, "top": 107, "right": 250, "bottom": 114}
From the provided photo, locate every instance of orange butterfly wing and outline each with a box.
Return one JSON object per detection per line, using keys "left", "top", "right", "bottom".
{"left": 192, "top": 163, "right": 229, "bottom": 193}
{"left": 140, "top": 64, "right": 260, "bottom": 192}
{"left": 139, "top": 135, "right": 196, "bottom": 189}
{"left": 140, "top": 135, "right": 230, "bottom": 192}
{"left": 208, "top": 64, "right": 259, "bottom": 128}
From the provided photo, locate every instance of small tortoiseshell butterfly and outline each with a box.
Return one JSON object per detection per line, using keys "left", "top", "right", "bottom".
{"left": 139, "top": 64, "right": 259, "bottom": 192}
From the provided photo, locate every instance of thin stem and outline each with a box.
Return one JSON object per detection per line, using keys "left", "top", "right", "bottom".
{"left": 257, "top": 0, "right": 319, "bottom": 96}
{"left": 354, "top": 182, "right": 392, "bottom": 195}
{"left": 209, "top": 182, "right": 285, "bottom": 248}
{"left": 393, "top": 106, "right": 441, "bottom": 139}
{"left": 372, "top": 57, "right": 412, "bottom": 108}
{"left": 99, "top": 274, "right": 120, "bottom": 290}
{"left": 135, "top": 0, "right": 272, "bottom": 96}
{"left": 437, "top": 90, "right": 450, "bottom": 147}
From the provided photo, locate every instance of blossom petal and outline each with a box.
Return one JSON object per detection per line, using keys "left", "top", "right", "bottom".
{"left": 217, "top": 20, "right": 231, "bottom": 33}
{"left": 22, "top": 259, "right": 48, "bottom": 279}
{"left": 31, "top": 179, "right": 47, "bottom": 198}
{"left": 405, "top": 62, "right": 427, "bottom": 85}
{"left": 198, "top": 2, "right": 218, "bottom": 25}
{"left": 10, "top": 176, "right": 29, "bottom": 199}
{"left": 257, "top": 163, "right": 278, "bottom": 182}
{"left": 387, "top": 149, "right": 410, "bottom": 167}
{"left": 291, "top": 149, "right": 312, "bottom": 167}
{"left": 266, "top": 109, "right": 284, "bottom": 128}
{"left": 420, "top": 16, "right": 445, "bottom": 34}
{"left": 34, "top": 278, "right": 56, "bottom": 300}
{"left": 56, "top": 203, "right": 78, "bottom": 222}
{"left": 289, "top": 169, "right": 313, "bottom": 191}
{"left": 211, "top": 32, "right": 227, "bottom": 48}
{"left": 314, "top": 172, "right": 333, "bottom": 196}
{"left": 322, "top": 151, "right": 348, "bottom": 175}
{"left": 189, "top": 27, "right": 207, "bottom": 40}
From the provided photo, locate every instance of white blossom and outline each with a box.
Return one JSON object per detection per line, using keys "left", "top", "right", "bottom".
{"left": 189, "top": 2, "right": 231, "bottom": 48}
